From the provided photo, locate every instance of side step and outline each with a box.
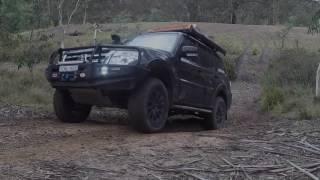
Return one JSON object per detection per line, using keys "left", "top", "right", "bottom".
{"left": 173, "top": 105, "right": 212, "bottom": 113}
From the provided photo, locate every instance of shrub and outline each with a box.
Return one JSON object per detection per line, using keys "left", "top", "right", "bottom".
{"left": 263, "top": 49, "right": 319, "bottom": 88}
{"left": 252, "top": 48, "right": 259, "bottom": 56}
{"left": 261, "top": 49, "right": 320, "bottom": 119}
{"left": 224, "top": 55, "right": 238, "bottom": 81}
{"left": 0, "top": 63, "right": 53, "bottom": 107}
{"left": 215, "top": 36, "right": 244, "bottom": 81}
{"left": 261, "top": 87, "right": 285, "bottom": 111}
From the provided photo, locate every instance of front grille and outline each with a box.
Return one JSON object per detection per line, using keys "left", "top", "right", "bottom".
{"left": 59, "top": 48, "right": 112, "bottom": 64}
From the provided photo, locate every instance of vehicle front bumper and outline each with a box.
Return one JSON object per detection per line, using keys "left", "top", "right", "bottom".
{"left": 46, "top": 64, "right": 149, "bottom": 92}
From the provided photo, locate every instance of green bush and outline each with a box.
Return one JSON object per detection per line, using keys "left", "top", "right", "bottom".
{"left": 252, "top": 48, "right": 259, "bottom": 56}
{"left": 224, "top": 55, "right": 238, "bottom": 81}
{"left": 261, "top": 87, "right": 285, "bottom": 111}
{"left": 0, "top": 63, "right": 53, "bottom": 107}
{"left": 215, "top": 37, "right": 244, "bottom": 81}
{"left": 261, "top": 49, "right": 320, "bottom": 119}
{"left": 264, "top": 49, "right": 319, "bottom": 87}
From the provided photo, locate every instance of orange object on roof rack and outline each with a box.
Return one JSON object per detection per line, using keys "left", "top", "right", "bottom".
{"left": 149, "top": 24, "right": 196, "bottom": 33}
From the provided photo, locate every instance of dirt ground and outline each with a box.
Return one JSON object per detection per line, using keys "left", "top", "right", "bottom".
{"left": 1, "top": 39, "right": 320, "bottom": 179}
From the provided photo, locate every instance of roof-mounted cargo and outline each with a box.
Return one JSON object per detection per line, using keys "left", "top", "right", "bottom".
{"left": 150, "top": 24, "right": 226, "bottom": 56}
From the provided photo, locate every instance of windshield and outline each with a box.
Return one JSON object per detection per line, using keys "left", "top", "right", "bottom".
{"left": 127, "top": 33, "right": 179, "bottom": 53}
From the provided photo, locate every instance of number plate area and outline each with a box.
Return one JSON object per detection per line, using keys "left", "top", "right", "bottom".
{"left": 59, "top": 65, "right": 78, "bottom": 72}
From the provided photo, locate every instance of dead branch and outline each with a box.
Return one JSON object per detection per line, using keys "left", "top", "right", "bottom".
{"left": 150, "top": 173, "right": 162, "bottom": 180}
{"left": 153, "top": 158, "right": 203, "bottom": 169}
{"left": 178, "top": 167, "right": 219, "bottom": 173}
{"left": 271, "top": 162, "right": 320, "bottom": 173}
{"left": 182, "top": 171, "right": 208, "bottom": 180}
{"left": 68, "top": 0, "right": 81, "bottom": 25}
{"left": 294, "top": 166, "right": 320, "bottom": 180}
{"left": 286, "top": 160, "right": 319, "bottom": 180}
{"left": 300, "top": 141, "right": 320, "bottom": 152}
{"left": 262, "top": 149, "right": 320, "bottom": 161}
{"left": 283, "top": 143, "right": 320, "bottom": 156}
{"left": 221, "top": 158, "right": 252, "bottom": 180}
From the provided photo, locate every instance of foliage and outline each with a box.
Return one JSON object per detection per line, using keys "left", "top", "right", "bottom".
{"left": 216, "top": 36, "right": 244, "bottom": 81}
{"left": 252, "top": 48, "right": 259, "bottom": 56}
{"left": 263, "top": 49, "right": 319, "bottom": 88}
{"left": 0, "top": 0, "right": 33, "bottom": 32}
{"left": 0, "top": 63, "right": 53, "bottom": 107}
{"left": 309, "top": 9, "right": 320, "bottom": 34}
{"left": 275, "top": 23, "right": 293, "bottom": 49}
{"left": 261, "top": 49, "right": 320, "bottom": 119}
{"left": 224, "top": 55, "right": 238, "bottom": 81}
{"left": 261, "top": 86, "right": 285, "bottom": 112}
{"left": 0, "top": 31, "right": 22, "bottom": 62}
{"left": 1, "top": 0, "right": 320, "bottom": 33}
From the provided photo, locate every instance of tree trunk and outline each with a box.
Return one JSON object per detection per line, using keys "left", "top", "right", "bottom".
{"left": 272, "top": 0, "right": 279, "bottom": 25}
{"left": 230, "top": 0, "right": 233, "bottom": 24}
{"left": 229, "top": 0, "right": 238, "bottom": 24}
{"left": 58, "top": 0, "right": 64, "bottom": 26}
{"left": 67, "top": 0, "right": 81, "bottom": 25}
{"left": 316, "top": 63, "right": 320, "bottom": 97}
{"left": 58, "top": 0, "right": 65, "bottom": 48}
{"left": 83, "top": 0, "right": 88, "bottom": 24}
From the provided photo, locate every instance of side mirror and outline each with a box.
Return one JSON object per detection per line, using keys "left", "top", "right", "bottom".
{"left": 182, "top": 46, "right": 198, "bottom": 53}
{"left": 111, "top": 34, "right": 122, "bottom": 45}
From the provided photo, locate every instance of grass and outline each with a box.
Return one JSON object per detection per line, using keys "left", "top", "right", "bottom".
{"left": 215, "top": 35, "right": 246, "bottom": 81}
{"left": 261, "top": 48, "right": 320, "bottom": 119}
{"left": 0, "top": 63, "right": 53, "bottom": 108}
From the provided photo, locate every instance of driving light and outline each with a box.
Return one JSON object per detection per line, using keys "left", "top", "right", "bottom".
{"left": 52, "top": 73, "right": 58, "bottom": 78}
{"left": 101, "top": 66, "right": 108, "bottom": 76}
{"left": 108, "top": 51, "right": 139, "bottom": 65}
{"left": 79, "top": 73, "right": 86, "bottom": 78}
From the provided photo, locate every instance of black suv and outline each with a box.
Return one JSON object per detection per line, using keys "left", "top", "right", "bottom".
{"left": 46, "top": 24, "right": 232, "bottom": 133}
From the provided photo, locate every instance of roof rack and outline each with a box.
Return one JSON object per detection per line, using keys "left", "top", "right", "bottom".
{"left": 149, "top": 24, "right": 226, "bottom": 56}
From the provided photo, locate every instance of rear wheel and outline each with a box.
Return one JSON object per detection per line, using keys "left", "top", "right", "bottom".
{"left": 203, "top": 97, "right": 227, "bottom": 130}
{"left": 128, "top": 78, "right": 169, "bottom": 133}
{"left": 54, "top": 90, "right": 92, "bottom": 123}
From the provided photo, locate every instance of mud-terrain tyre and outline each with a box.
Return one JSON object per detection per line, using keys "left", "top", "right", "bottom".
{"left": 128, "top": 78, "right": 169, "bottom": 133}
{"left": 54, "top": 90, "right": 92, "bottom": 123}
{"left": 203, "top": 97, "right": 227, "bottom": 130}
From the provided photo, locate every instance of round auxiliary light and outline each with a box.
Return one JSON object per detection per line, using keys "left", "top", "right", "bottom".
{"left": 52, "top": 73, "right": 58, "bottom": 78}
{"left": 101, "top": 66, "right": 108, "bottom": 76}
{"left": 80, "top": 73, "right": 86, "bottom": 78}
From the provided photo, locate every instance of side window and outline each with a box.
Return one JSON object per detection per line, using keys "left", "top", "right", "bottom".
{"left": 214, "top": 52, "right": 224, "bottom": 69}
{"left": 182, "top": 36, "right": 197, "bottom": 47}
{"left": 181, "top": 36, "right": 200, "bottom": 65}
{"left": 180, "top": 36, "right": 217, "bottom": 69}
{"left": 199, "top": 44, "right": 215, "bottom": 68}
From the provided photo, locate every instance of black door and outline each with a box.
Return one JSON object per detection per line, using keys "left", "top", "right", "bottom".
{"left": 175, "top": 36, "right": 208, "bottom": 107}
{"left": 198, "top": 45, "right": 219, "bottom": 108}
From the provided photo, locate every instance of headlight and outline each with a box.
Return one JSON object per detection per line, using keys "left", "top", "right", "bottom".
{"left": 101, "top": 66, "right": 108, "bottom": 76}
{"left": 108, "top": 51, "right": 139, "bottom": 65}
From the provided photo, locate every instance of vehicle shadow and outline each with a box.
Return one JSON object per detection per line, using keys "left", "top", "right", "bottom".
{"left": 163, "top": 116, "right": 205, "bottom": 133}
{"left": 87, "top": 108, "right": 205, "bottom": 133}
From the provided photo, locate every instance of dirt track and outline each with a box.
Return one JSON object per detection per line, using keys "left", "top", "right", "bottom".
{"left": 1, "top": 47, "right": 320, "bottom": 179}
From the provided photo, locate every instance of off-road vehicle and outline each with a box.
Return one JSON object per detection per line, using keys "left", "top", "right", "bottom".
{"left": 46, "top": 24, "right": 232, "bottom": 133}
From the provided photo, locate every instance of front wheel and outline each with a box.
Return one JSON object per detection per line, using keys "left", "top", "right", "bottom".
{"left": 128, "top": 78, "right": 169, "bottom": 133}
{"left": 203, "top": 97, "right": 227, "bottom": 130}
{"left": 54, "top": 90, "right": 92, "bottom": 123}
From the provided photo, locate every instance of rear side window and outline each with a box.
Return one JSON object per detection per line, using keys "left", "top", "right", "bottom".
{"left": 181, "top": 36, "right": 217, "bottom": 69}
{"left": 181, "top": 36, "right": 201, "bottom": 65}
{"left": 199, "top": 45, "right": 215, "bottom": 68}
